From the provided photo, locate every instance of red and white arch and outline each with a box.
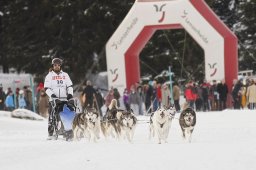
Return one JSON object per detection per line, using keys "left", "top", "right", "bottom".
{"left": 106, "top": 0, "right": 238, "bottom": 93}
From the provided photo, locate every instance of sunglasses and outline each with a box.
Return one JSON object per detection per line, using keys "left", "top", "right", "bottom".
{"left": 53, "top": 64, "right": 61, "bottom": 67}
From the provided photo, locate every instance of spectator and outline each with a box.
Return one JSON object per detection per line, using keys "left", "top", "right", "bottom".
{"left": 195, "top": 83, "right": 202, "bottom": 111}
{"left": 123, "top": 88, "right": 130, "bottom": 111}
{"left": 81, "top": 80, "right": 96, "bottom": 109}
{"left": 137, "top": 85, "right": 145, "bottom": 115}
{"left": 156, "top": 82, "right": 162, "bottom": 107}
{"left": 232, "top": 79, "right": 242, "bottom": 109}
{"left": 172, "top": 82, "right": 181, "bottom": 112}
{"left": 217, "top": 79, "right": 229, "bottom": 110}
{"left": 18, "top": 90, "right": 27, "bottom": 109}
{"left": 201, "top": 80, "right": 210, "bottom": 111}
{"left": 36, "top": 82, "right": 44, "bottom": 105}
{"left": 24, "top": 86, "right": 33, "bottom": 111}
{"left": 246, "top": 79, "right": 256, "bottom": 109}
{"left": 113, "top": 88, "right": 121, "bottom": 107}
{"left": 36, "top": 82, "right": 44, "bottom": 93}
{"left": 0, "top": 85, "right": 6, "bottom": 110}
{"left": 5, "top": 87, "right": 12, "bottom": 96}
{"left": 38, "top": 89, "right": 49, "bottom": 118}
{"left": 240, "top": 83, "right": 248, "bottom": 109}
{"left": 161, "top": 83, "right": 171, "bottom": 108}
{"left": 5, "top": 91, "right": 15, "bottom": 111}
{"left": 95, "top": 88, "right": 104, "bottom": 117}
{"left": 184, "top": 81, "right": 197, "bottom": 109}
{"left": 129, "top": 85, "right": 140, "bottom": 115}
{"left": 145, "top": 82, "right": 153, "bottom": 113}
{"left": 15, "top": 88, "right": 20, "bottom": 108}
{"left": 152, "top": 81, "right": 158, "bottom": 111}
{"left": 105, "top": 88, "right": 115, "bottom": 108}
{"left": 209, "top": 80, "right": 219, "bottom": 111}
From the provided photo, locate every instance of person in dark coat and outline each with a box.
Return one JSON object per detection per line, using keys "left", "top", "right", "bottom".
{"left": 94, "top": 88, "right": 104, "bottom": 117}
{"left": 0, "top": 85, "right": 6, "bottom": 110}
{"left": 23, "top": 86, "right": 33, "bottom": 111}
{"left": 201, "top": 80, "right": 210, "bottom": 112}
{"left": 232, "top": 79, "right": 243, "bottom": 109}
{"left": 209, "top": 80, "right": 219, "bottom": 111}
{"left": 113, "top": 88, "right": 121, "bottom": 107}
{"left": 82, "top": 80, "right": 96, "bottom": 109}
{"left": 217, "top": 80, "right": 228, "bottom": 110}
{"left": 145, "top": 82, "right": 153, "bottom": 113}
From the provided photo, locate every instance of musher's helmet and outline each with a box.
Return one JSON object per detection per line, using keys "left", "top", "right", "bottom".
{"left": 51, "top": 58, "right": 63, "bottom": 66}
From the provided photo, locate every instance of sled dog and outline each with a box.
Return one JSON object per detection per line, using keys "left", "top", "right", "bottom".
{"left": 84, "top": 107, "right": 101, "bottom": 142}
{"left": 163, "top": 104, "right": 176, "bottom": 139}
{"left": 101, "top": 99, "right": 122, "bottom": 139}
{"left": 165, "top": 104, "right": 176, "bottom": 119}
{"left": 179, "top": 107, "right": 196, "bottom": 143}
{"left": 72, "top": 112, "right": 87, "bottom": 141}
{"left": 72, "top": 107, "right": 100, "bottom": 142}
{"left": 119, "top": 110, "right": 137, "bottom": 143}
{"left": 149, "top": 107, "right": 170, "bottom": 144}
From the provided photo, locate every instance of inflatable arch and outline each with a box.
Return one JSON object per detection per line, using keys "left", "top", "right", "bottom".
{"left": 106, "top": 0, "right": 238, "bottom": 93}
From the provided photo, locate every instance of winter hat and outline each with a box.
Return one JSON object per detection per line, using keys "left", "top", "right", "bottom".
{"left": 52, "top": 58, "right": 63, "bottom": 66}
{"left": 19, "top": 90, "right": 24, "bottom": 95}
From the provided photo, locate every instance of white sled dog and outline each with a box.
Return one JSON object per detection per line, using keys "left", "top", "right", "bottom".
{"left": 149, "top": 107, "right": 171, "bottom": 144}
{"left": 101, "top": 99, "right": 122, "bottom": 139}
{"left": 163, "top": 104, "right": 176, "bottom": 139}
{"left": 119, "top": 109, "right": 137, "bottom": 143}
{"left": 179, "top": 107, "right": 196, "bottom": 143}
{"left": 72, "top": 107, "right": 100, "bottom": 142}
{"left": 84, "top": 107, "right": 101, "bottom": 142}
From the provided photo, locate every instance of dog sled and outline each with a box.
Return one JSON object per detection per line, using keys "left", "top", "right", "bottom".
{"left": 50, "top": 98, "right": 77, "bottom": 141}
{"left": 59, "top": 104, "right": 76, "bottom": 139}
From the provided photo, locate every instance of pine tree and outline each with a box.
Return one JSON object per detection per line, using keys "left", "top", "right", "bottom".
{"left": 0, "top": 0, "right": 255, "bottom": 84}
{"left": 234, "top": 0, "right": 256, "bottom": 71}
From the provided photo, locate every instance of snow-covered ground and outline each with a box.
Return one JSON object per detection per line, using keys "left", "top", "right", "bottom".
{"left": 0, "top": 109, "right": 256, "bottom": 170}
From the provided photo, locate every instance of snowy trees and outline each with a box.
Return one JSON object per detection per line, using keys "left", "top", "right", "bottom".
{"left": 0, "top": 0, "right": 255, "bottom": 83}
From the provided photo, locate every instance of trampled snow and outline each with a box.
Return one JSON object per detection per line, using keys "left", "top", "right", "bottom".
{"left": 0, "top": 109, "right": 256, "bottom": 170}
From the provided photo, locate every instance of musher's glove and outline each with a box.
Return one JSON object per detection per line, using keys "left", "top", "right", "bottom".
{"left": 51, "top": 94, "right": 57, "bottom": 98}
{"left": 67, "top": 98, "right": 75, "bottom": 111}
{"left": 67, "top": 94, "right": 73, "bottom": 100}
{"left": 54, "top": 98, "right": 61, "bottom": 105}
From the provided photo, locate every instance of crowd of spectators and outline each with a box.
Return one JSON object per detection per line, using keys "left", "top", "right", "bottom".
{"left": 2, "top": 77, "right": 255, "bottom": 117}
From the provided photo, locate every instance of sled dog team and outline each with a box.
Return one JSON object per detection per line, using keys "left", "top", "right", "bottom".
{"left": 72, "top": 99, "right": 137, "bottom": 143}
{"left": 72, "top": 99, "right": 196, "bottom": 143}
